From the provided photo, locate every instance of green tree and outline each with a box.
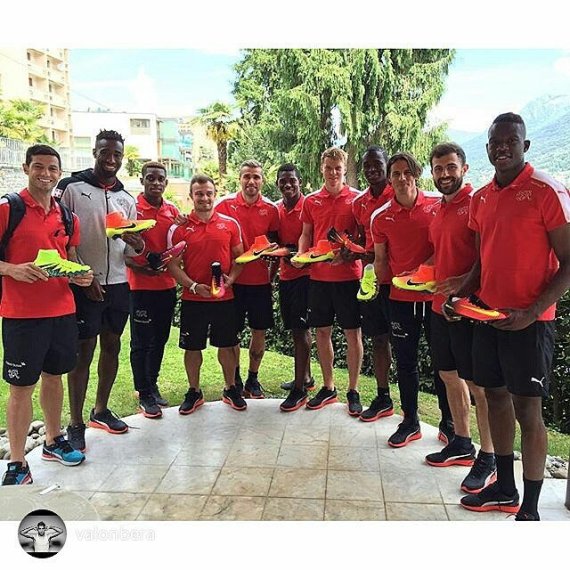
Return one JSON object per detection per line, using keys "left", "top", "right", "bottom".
{"left": 124, "top": 145, "right": 142, "bottom": 176}
{"left": 232, "top": 49, "right": 454, "bottom": 188}
{"left": 0, "top": 99, "right": 48, "bottom": 142}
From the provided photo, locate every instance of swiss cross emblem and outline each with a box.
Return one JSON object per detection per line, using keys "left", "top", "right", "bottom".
{"left": 516, "top": 190, "right": 532, "bottom": 201}
{"left": 259, "top": 209, "right": 268, "bottom": 216}
{"left": 216, "top": 223, "right": 227, "bottom": 230}
{"left": 457, "top": 206, "right": 468, "bottom": 216}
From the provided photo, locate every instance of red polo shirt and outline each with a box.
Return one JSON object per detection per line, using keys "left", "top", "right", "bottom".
{"left": 429, "top": 185, "right": 476, "bottom": 315}
{"left": 168, "top": 211, "right": 242, "bottom": 302}
{"left": 215, "top": 192, "right": 279, "bottom": 285}
{"left": 0, "top": 188, "right": 80, "bottom": 318}
{"left": 469, "top": 164, "right": 570, "bottom": 320}
{"left": 371, "top": 190, "right": 439, "bottom": 302}
{"left": 277, "top": 195, "right": 310, "bottom": 282}
{"left": 352, "top": 185, "right": 395, "bottom": 252}
{"left": 127, "top": 193, "right": 180, "bottom": 291}
{"left": 300, "top": 185, "right": 362, "bottom": 282}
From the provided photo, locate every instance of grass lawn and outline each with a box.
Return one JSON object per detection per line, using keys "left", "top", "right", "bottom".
{"left": 0, "top": 325, "right": 569, "bottom": 458}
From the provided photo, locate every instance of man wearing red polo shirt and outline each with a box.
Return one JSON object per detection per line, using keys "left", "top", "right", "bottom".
{"left": 215, "top": 160, "right": 279, "bottom": 399}
{"left": 423, "top": 143, "right": 496, "bottom": 494}
{"left": 352, "top": 146, "right": 395, "bottom": 422}
{"left": 457, "top": 113, "right": 570, "bottom": 520}
{"left": 167, "top": 174, "right": 246, "bottom": 412}
{"left": 371, "top": 152, "right": 452, "bottom": 447}
{"left": 297, "top": 147, "right": 363, "bottom": 415}
{"left": 126, "top": 162, "right": 180, "bottom": 419}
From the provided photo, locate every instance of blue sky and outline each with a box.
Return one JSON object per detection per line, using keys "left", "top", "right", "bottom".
{"left": 68, "top": 48, "right": 570, "bottom": 135}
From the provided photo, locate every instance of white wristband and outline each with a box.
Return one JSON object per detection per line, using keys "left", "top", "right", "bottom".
{"left": 190, "top": 282, "right": 198, "bottom": 294}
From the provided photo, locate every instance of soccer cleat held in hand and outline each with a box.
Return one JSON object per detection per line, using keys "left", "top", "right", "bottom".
{"left": 450, "top": 296, "right": 507, "bottom": 322}
{"left": 146, "top": 240, "right": 187, "bottom": 271}
{"left": 210, "top": 261, "right": 226, "bottom": 298}
{"left": 105, "top": 211, "right": 156, "bottom": 239}
{"left": 33, "top": 249, "right": 91, "bottom": 277}
{"left": 392, "top": 264, "right": 436, "bottom": 293}
{"left": 260, "top": 246, "right": 294, "bottom": 259}
{"left": 357, "top": 263, "right": 378, "bottom": 301}
{"left": 290, "top": 240, "right": 339, "bottom": 264}
{"left": 236, "top": 235, "right": 279, "bottom": 264}
{"left": 327, "top": 227, "right": 367, "bottom": 255}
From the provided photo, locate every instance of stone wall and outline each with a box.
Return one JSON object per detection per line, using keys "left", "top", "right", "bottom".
{"left": 0, "top": 167, "right": 27, "bottom": 194}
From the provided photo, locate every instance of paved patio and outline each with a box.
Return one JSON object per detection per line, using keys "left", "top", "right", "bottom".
{"left": 1, "top": 400, "right": 569, "bottom": 521}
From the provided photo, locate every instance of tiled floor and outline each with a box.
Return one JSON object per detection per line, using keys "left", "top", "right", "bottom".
{"left": 1, "top": 400, "right": 569, "bottom": 522}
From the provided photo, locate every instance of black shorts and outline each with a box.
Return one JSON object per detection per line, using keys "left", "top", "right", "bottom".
{"left": 233, "top": 283, "right": 274, "bottom": 332}
{"left": 278, "top": 276, "right": 310, "bottom": 330}
{"left": 360, "top": 284, "right": 391, "bottom": 337}
{"left": 72, "top": 282, "right": 130, "bottom": 340}
{"left": 307, "top": 280, "right": 361, "bottom": 329}
{"left": 472, "top": 321, "right": 555, "bottom": 397}
{"left": 179, "top": 300, "right": 238, "bottom": 350}
{"left": 2, "top": 315, "right": 78, "bottom": 386}
{"left": 430, "top": 311, "right": 474, "bottom": 381}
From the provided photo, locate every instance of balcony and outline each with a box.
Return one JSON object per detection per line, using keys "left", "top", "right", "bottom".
{"left": 49, "top": 93, "right": 67, "bottom": 108}
{"left": 46, "top": 48, "right": 65, "bottom": 61}
{"left": 47, "top": 69, "right": 66, "bottom": 86}
{"left": 28, "top": 63, "right": 46, "bottom": 78}
{"left": 29, "top": 88, "right": 49, "bottom": 103}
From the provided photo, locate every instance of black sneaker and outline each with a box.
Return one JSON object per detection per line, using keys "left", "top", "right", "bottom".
{"left": 347, "top": 390, "right": 363, "bottom": 417}
{"left": 243, "top": 379, "right": 265, "bottom": 399}
{"left": 359, "top": 394, "right": 394, "bottom": 422}
{"left": 88, "top": 408, "right": 128, "bottom": 434}
{"left": 152, "top": 387, "right": 169, "bottom": 407}
{"left": 139, "top": 394, "right": 163, "bottom": 419}
{"left": 306, "top": 386, "right": 338, "bottom": 410}
{"left": 461, "top": 451, "right": 497, "bottom": 494}
{"left": 222, "top": 385, "right": 247, "bottom": 411}
{"left": 438, "top": 419, "right": 455, "bottom": 445}
{"left": 42, "top": 435, "right": 85, "bottom": 466}
{"left": 179, "top": 388, "right": 205, "bottom": 415}
{"left": 280, "top": 387, "right": 308, "bottom": 412}
{"left": 460, "top": 481, "right": 519, "bottom": 513}
{"left": 425, "top": 439, "right": 476, "bottom": 467}
{"left": 66, "top": 422, "right": 86, "bottom": 452}
{"left": 388, "top": 418, "right": 422, "bottom": 448}
{"left": 235, "top": 377, "right": 244, "bottom": 395}
{"left": 280, "top": 377, "right": 316, "bottom": 391}
{"left": 515, "top": 511, "right": 540, "bottom": 521}
{"left": 1, "top": 461, "right": 33, "bottom": 485}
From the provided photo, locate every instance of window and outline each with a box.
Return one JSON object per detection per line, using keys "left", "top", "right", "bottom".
{"left": 27, "top": 52, "right": 31, "bottom": 61}
{"left": 130, "top": 118, "right": 151, "bottom": 134}
{"left": 28, "top": 77, "right": 33, "bottom": 87}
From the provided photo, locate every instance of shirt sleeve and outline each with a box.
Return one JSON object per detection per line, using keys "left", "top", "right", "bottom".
{"left": 69, "top": 213, "right": 80, "bottom": 247}
{"left": 230, "top": 219, "right": 242, "bottom": 248}
{"left": 168, "top": 224, "right": 183, "bottom": 249}
{"left": 0, "top": 201, "right": 10, "bottom": 239}
{"left": 269, "top": 205, "right": 279, "bottom": 232}
{"left": 541, "top": 185, "right": 570, "bottom": 231}
{"left": 370, "top": 214, "right": 387, "bottom": 244}
{"left": 300, "top": 198, "right": 313, "bottom": 225}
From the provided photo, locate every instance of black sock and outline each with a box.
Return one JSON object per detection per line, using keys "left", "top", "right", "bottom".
{"left": 454, "top": 434, "right": 472, "bottom": 448}
{"left": 377, "top": 387, "right": 390, "bottom": 397}
{"left": 247, "top": 370, "right": 258, "bottom": 382}
{"left": 235, "top": 366, "right": 242, "bottom": 383}
{"left": 520, "top": 477, "right": 543, "bottom": 517}
{"left": 496, "top": 454, "right": 517, "bottom": 496}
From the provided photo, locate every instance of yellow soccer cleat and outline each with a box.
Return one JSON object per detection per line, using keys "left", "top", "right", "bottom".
{"left": 291, "top": 240, "right": 338, "bottom": 264}
{"left": 105, "top": 211, "right": 156, "bottom": 239}
{"left": 236, "top": 235, "right": 279, "bottom": 264}
{"left": 357, "top": 263, "right": 378, "bottom": 301}
{"left": 392, "top": 264, "right": 436, "bottom": 293}
{"left": 33, "top": 249, "right": 91, "bottom": 278}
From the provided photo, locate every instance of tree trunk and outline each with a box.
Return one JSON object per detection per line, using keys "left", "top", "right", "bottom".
{"left": 218, "top": 142, "right": 227, "bottom": 176}
{"left": 345, "top": 141, "right": 359, "bottom": 189}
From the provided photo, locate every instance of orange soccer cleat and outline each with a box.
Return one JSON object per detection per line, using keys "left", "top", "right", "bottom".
{"left": 235, "top": 235, "right": 279, "bottom": 264}
{"left": 210, "top": 261, "right": 226, "bottom": 298}
{"left": 392, "top": 264, "right": 437, "bottom": 293}
{"left": 105, "top": 211, "right": 156, "bottom": 239}
{"left": 327, "top": 227, "right": 367, "bottom": 255}
{"left": 450, "top": 297, "right": 507, "bottom": 322}
{"left": 291, "top": 240, "right": 339, "bottom": 264}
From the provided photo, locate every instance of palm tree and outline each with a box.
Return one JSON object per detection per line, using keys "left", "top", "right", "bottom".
{"left": 193, "top": 102, "right": 237, "bottom": 177}
{"left": 0, "top": 99, "right": 47, "bottom": 142}
{"left": 123, "top": 145, "right": 141, "bottom": 176}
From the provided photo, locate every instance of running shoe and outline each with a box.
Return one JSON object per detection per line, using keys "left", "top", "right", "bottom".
{"left": 139, "top": 394, "right": 163, "bottom": 419}
{"left": 280, "top": 387, "right": 308, "bottom": 412}
{"left": 280, "top": 377, "right": 316, "bottom": 391}
{"left": 179, "top": 388, "right": 205, "bottom": 415}
{"left": 359, "top": 393, "right": 394, "bottom": 422}
{"left": 244, "top": 378, "right": 265, "bottom": 399}
{"left": 461, "top": 451, "right": 497, "bottom": 494}
{"left": 66, "top": 423, "right": 86, "bottom": 452}
{"left": 210, "top": 261, "right": 226, "bottom": 298}
{"left": 425, "top": 439, "right": 476, "bottom": 467}
{"left": 146, "top": 240, "right": 187, "bottom": 271}
{"left": 347, "top": 389, "right": 363, "bottom": 417}
{"left": 306, "top": 386, "right": 338, "bottom": 410}
{"left": 88, "top": 408, "right": 128, "bottom": 434}
{"left": 327, "top": 227, "right": 367, "bottom": 255}
{"left": 450, "top": 296, "right": 507, "bottom": 322}
{"left": 105, "top": 211, "right": 156, "bottom": 239}
{"left": 438, "top": 419, "right": 455, "bottom": 445}
{"left": 42, "top": 435, "right": 85, "bottom": 466}
{"left": 33, "top": 249, "right": 91, "bottom": 278}
{"left": 515, "top": 511, "right": 540, "bottom": 521}
{"left": 152, "top": 387, "right": 169, "bottom": 407}
{"left": 222, "top": 385, "right": 247, "bottom": 411}
{"left": 357, "top": 263, "right": 378, "bottom": 301}
{"left": 236, "top": 235, "right": 279, "bottom": 264}
{"left": 460, "top": 481, "right": 519, "bottom": 513}
{"left": 388, "top": 418, "right": 422, "bottom": 448}
{"left": 1, "top": 461, "right": 33, "bottom": 485}
{"left": 392, "top": 264, "right": 436, "bottom": 293}
{"left": 291, "top": 240, "right": 338, "bottom": 264}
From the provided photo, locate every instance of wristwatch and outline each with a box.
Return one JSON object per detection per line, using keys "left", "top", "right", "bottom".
{"left": 190, "top": 282, "right": 198, "bottom": 294}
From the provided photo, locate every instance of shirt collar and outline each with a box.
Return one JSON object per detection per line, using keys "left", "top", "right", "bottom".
{"left": 441, "top": 184, "right": 472, "bottom": 206}
{"left": 188, "top": 210, "right": 219, "bottom": 225}
{"left": 317, "top": 184, "right": 352, "bottom": 199}
{"left": 489, "top": 163, "right": 534, "bottom": 192}
{"left": 21, "top": 188, "right": 58, "bottom": 212}
{"left": 391, "top": 189, "right": 426, "bottom": 212}
{"left": 137, "top": 192, "right": 164, "bottom": 211}
{"left": 236, "top": 191, "right": 264, "bottom": 207}
{"left": 280, "top": 194, "right": 304, "bottom": 214}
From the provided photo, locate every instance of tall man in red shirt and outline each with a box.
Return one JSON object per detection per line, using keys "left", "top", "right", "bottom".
{"left": 167, "top": 174, "right": 246, "bottom": 412}
{"left": 352, "top": 146, "right": 394, "bottom": 421}
{"left": 424, "top": 143, "right": 496, "bottom": 494}
{"left": 297, "top": 147, "right": 364, "bottom": 415}
{"left": 371, "top": 152, "right": 452, "bottom": 447}
{"left": 215, "top": 160, "right": 279, "bottom": 399}
{"left": 126, "top": 162, "right": 180, "bottom": 419}
{"left": 1, "top": 145, "right": 92, "bottom": 486}
{"left": 457, "top": 113, "right": 570, "bottom": 520}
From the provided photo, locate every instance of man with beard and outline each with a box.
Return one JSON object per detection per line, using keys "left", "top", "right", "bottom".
{"left": 423, "top": 143, "right": 496, "bottom": 494}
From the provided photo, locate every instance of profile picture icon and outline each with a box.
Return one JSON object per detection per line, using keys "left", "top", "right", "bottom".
{"left": 18, "top": 509, "right": 66, "bottom": 558}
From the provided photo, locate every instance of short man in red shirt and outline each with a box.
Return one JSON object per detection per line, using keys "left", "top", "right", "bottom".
{"left": 371, "top": 152, "right": 452, "bottom": 447}
{"left": 352, "top": 146, "right": 394, "bottom": 421}
{"left": 215, "top": 160, "right": 279, "bottom": 399}
{"left": 456, "top": 113, "right": 570, "bottom": 520}
{"left": 274, "top": 163, "right": 313, "bottom": 412}
{"left": 297, "top": 147, "right": 364, "bottom": 415}
{"left": 423, "top": 143, "right": 496, "bottom": 494}
{"left": 0, "top": 145, "right": 93, "bottom": 486}
{"left": 126, "top": 162, "right": 180, "bottom": 419}
{"left": 167, "top": 174, "right": 246, "bottom": 412}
